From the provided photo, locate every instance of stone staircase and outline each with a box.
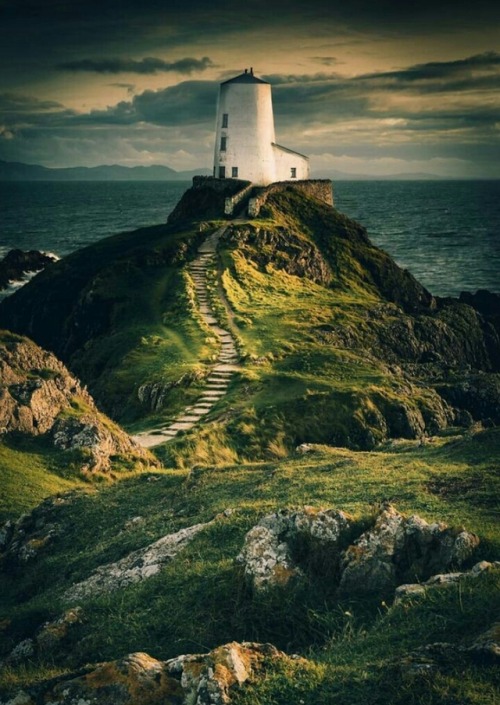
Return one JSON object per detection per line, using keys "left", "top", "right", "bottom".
{"left": 133, "top": 226, "right": 240, "bottom": 449}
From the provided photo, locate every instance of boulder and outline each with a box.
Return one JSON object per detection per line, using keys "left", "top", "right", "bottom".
{"left": 65, "top": 519, "right": 216, "bottom": 602}
{"left": 0, "top": 642, "right": 293, "bottom": 705}
{"left": 236, "top": 507, "right": 353, "bottom": 592}
{"left": 339, "top": 504, "right": 480, "bottom": 596}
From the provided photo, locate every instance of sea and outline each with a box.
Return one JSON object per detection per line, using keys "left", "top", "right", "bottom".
{"left": 0, "top": 180, "right": 499, "bottom": 298}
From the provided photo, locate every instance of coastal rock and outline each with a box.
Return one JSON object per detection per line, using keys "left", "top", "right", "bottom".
{"left": 0, "top": 249, "right": 57, "bottom": 291}
{"left": 0, "top": 642, "right": 292, "bottom": 705}
{"left": 435, "top": 373, "right": 500, "bottom": 424}
{"left": 65, "top": 519, "right": 215, "bottom": 602}
{"left": 339, "top": 503, "right": 480, "bottom": 596}
{"left": 237, "top": 507, "right": 353, "bottom": 592}
{"left": 0, "top": 331, "right": 157, "bottom": 471}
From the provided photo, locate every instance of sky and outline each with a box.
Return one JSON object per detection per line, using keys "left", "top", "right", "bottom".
{"left": 0, "top": 0, "right": 499, "bottom": 177}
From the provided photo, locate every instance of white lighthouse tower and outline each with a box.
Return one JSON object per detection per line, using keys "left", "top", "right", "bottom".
{"left": 213, "top": 68, "right": 309, "bottom": 186}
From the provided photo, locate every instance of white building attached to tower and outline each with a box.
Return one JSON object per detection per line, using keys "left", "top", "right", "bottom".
{"left": 213, "top": 68, "right": 309, "bottom": 186}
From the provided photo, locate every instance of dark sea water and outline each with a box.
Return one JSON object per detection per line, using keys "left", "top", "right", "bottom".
{"left": 0, "top": 180, "right": 499, "bottom": 297}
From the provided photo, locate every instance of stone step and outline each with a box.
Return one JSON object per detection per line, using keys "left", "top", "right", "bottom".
{"left": 176, "top": 415, "right": 202, "bottom": 423}
{"left": 188, "top": 407, "right": 211, "bottom": 416}
{"left": 168, "top": 421, "right": 196, "bottom": 431}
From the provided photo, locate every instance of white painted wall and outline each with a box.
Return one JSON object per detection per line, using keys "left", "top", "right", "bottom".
{"left": 273, "top": 144, "right": 310, "bottom": 181}
{"left": 213, "top": 71, "right": 310, "bottom": 186}
{"left": 214, "top": 80, "right": 276, "bottom": 185}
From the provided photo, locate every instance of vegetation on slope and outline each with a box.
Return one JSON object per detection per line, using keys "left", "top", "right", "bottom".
{"left": 0, "top": 427, "right": 498, "bottom": 702}
{"left": 0, "top": 183, "right": 498, "bottom": 704}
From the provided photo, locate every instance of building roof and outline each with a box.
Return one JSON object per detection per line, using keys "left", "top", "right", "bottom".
{"left": 222, "top": 69, "right": 269, "bottom": 85}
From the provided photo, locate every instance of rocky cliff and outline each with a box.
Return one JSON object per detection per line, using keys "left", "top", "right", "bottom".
{"left": 0, "top": 330, "right": 157, "bottom": 472}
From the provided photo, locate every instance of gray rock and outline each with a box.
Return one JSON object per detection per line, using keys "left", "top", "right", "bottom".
{"left": 0, "top": 642, "right": 296, "bottom": 705}
{"left": 237, "top": 507, "right": 352, "bottom": 592}
{"left": 394, "top": 560, "right": 500, "bottom": 605}
{"left": 339, "top": 504, "right": 480, "bottom": 596}
{"left": 65, "top": 520, "right": 215, "bottom": 602}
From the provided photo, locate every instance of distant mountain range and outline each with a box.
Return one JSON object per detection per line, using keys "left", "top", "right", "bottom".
{"left": 0, "top": 158, "right": 448, "bottom": 182}
{"left": 0, "top": 160, "right": 212, "bottom": 182}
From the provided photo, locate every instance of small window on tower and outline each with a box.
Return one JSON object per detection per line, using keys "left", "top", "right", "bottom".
{"left": 219, "top": 166, "right": 226, "bottom": 179}
{"left": 222, "top": 113, "right": 228, "bottom": 128}
{"left": 291, "top": 167, "right": 297, "bottom": 178}
{"left": 220, "top": 136, "right": 227, "bottom": 151}
{"left": 232, "top": 166, "right": 238, "bottom": 178}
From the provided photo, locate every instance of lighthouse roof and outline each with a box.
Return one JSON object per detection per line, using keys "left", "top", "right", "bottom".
{"left": 222, "top": 69, "right": 269, "bottom": 85}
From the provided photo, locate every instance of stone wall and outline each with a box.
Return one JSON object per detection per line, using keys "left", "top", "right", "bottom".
{"left": 192, "top": 176, "right": 250, "bottom": 194}
{"left": 224, "top": 183, "right": 254, "bottom": 215}
{"left": 248, "top": 180, "right": 333, "bottom": 217}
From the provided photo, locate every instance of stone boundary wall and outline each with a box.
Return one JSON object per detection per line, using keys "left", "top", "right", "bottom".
{"left": 224, "top": 183, "right": 254, "bottom": 215}
{"left": 192, "top": 176, "right": 250, "bottom": 195}
{"left": 248, "top": 180, "right": 333, "bottom": 217}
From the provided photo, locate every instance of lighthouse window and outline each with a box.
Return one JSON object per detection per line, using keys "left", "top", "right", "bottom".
{"left": 222, "top": 113, "right": 228, "bottom": 128}
{"left": 291, "top": 167, "right": 297, "bottom": 178}
{"left": 219, "top": 166, "right": 226, "bottom": 178}
{"left": 220, "top": 136, "right": 227, "bottom": 151}
{"left": 232, "top": 166, "right": 239, "bottom": 177}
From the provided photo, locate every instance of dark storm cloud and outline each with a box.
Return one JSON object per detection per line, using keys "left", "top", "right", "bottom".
{"left": 361, "top": 51, "right": 500, "bottom": 83}
{"left": 74, "top": 81, "right": 218, "bottom": 127}
{"left": 0, "top": 94, "right": 66, "bottom": 112}
{"left": 57, "top": 56, "right": 214, "bottom": 75}
{"left": 311, "top": 57, "right": 341, "bottom": 67}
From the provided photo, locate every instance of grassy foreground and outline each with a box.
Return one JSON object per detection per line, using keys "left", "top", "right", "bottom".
{"left": 1, "top": 426, "right": 498, "bottom": 703}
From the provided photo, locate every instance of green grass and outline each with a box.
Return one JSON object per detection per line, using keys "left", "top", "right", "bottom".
{"left": 0, "top": 437, "right": 86, "bottom": 521}
{"left": 0, "top": 427, "right": 498, "bottom": 701}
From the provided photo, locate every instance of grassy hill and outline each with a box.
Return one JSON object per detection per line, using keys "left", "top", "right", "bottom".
{"left": 0, "top": 181, "right": 498, "bottom": 703}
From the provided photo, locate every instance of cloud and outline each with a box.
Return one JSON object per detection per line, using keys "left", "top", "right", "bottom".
{"left": 1, "top": 52, "right": 499, "bottom": 177}
{"left": 75, "top": 81, "right": 218, "bottom": 127}
{"left": 57, "top": 56, "right": 214, "bottom": 75}
{"left": 311, "top": 56, "right": 341, "bottom": 66}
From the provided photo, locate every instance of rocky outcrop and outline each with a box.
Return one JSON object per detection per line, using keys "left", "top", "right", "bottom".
{"left": 238, "top": 504, "right": 480, "bottom": 597}
{"left": 400, "top": 622, "right": 500, "bottom": 681}
{"left": 236, "top": 507, "right": 353, "bottom": 591}
{"left": 0, "top": 249, "right": 57, "bottom": 291}
{"left": 0, "top": 492, "right": 77, "bottom": 567}
{"left": 65, "top": 518, "right": 218, "bottom": 602}
{"left": 394, "top": 560, "right": 500, "bottom": 604}
{"left": 226, "top": 224, "right": 333, "bottom": 287}
{"left": 0, "top": 642, "right": 294, "bottom": 705}
{"left": 0, "top": 331, "right": 156, "bottom": 471}
{"left": 138, "top": 369, "right": 206, "bottom": 412}
{"left": 339, "top": 504, "right": 479, "bottom": 595}
{"left": 2, "top": 608, "right": 83, "bottom": 666}
{"left": 0, "top": 493, "right": 77, "bottom": 564}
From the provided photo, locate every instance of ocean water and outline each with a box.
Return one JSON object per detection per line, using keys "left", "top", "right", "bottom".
{"left": 0, "top": 180, "right": 498, "bottom": 297}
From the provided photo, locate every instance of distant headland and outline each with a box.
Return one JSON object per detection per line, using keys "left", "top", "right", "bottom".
{"left": 0, "top": 158, "right": 458, "bottom": 182}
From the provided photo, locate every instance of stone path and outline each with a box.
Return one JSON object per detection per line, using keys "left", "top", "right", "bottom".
{"left": 133, "top": 226, "right": 240, "bottom": 448}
